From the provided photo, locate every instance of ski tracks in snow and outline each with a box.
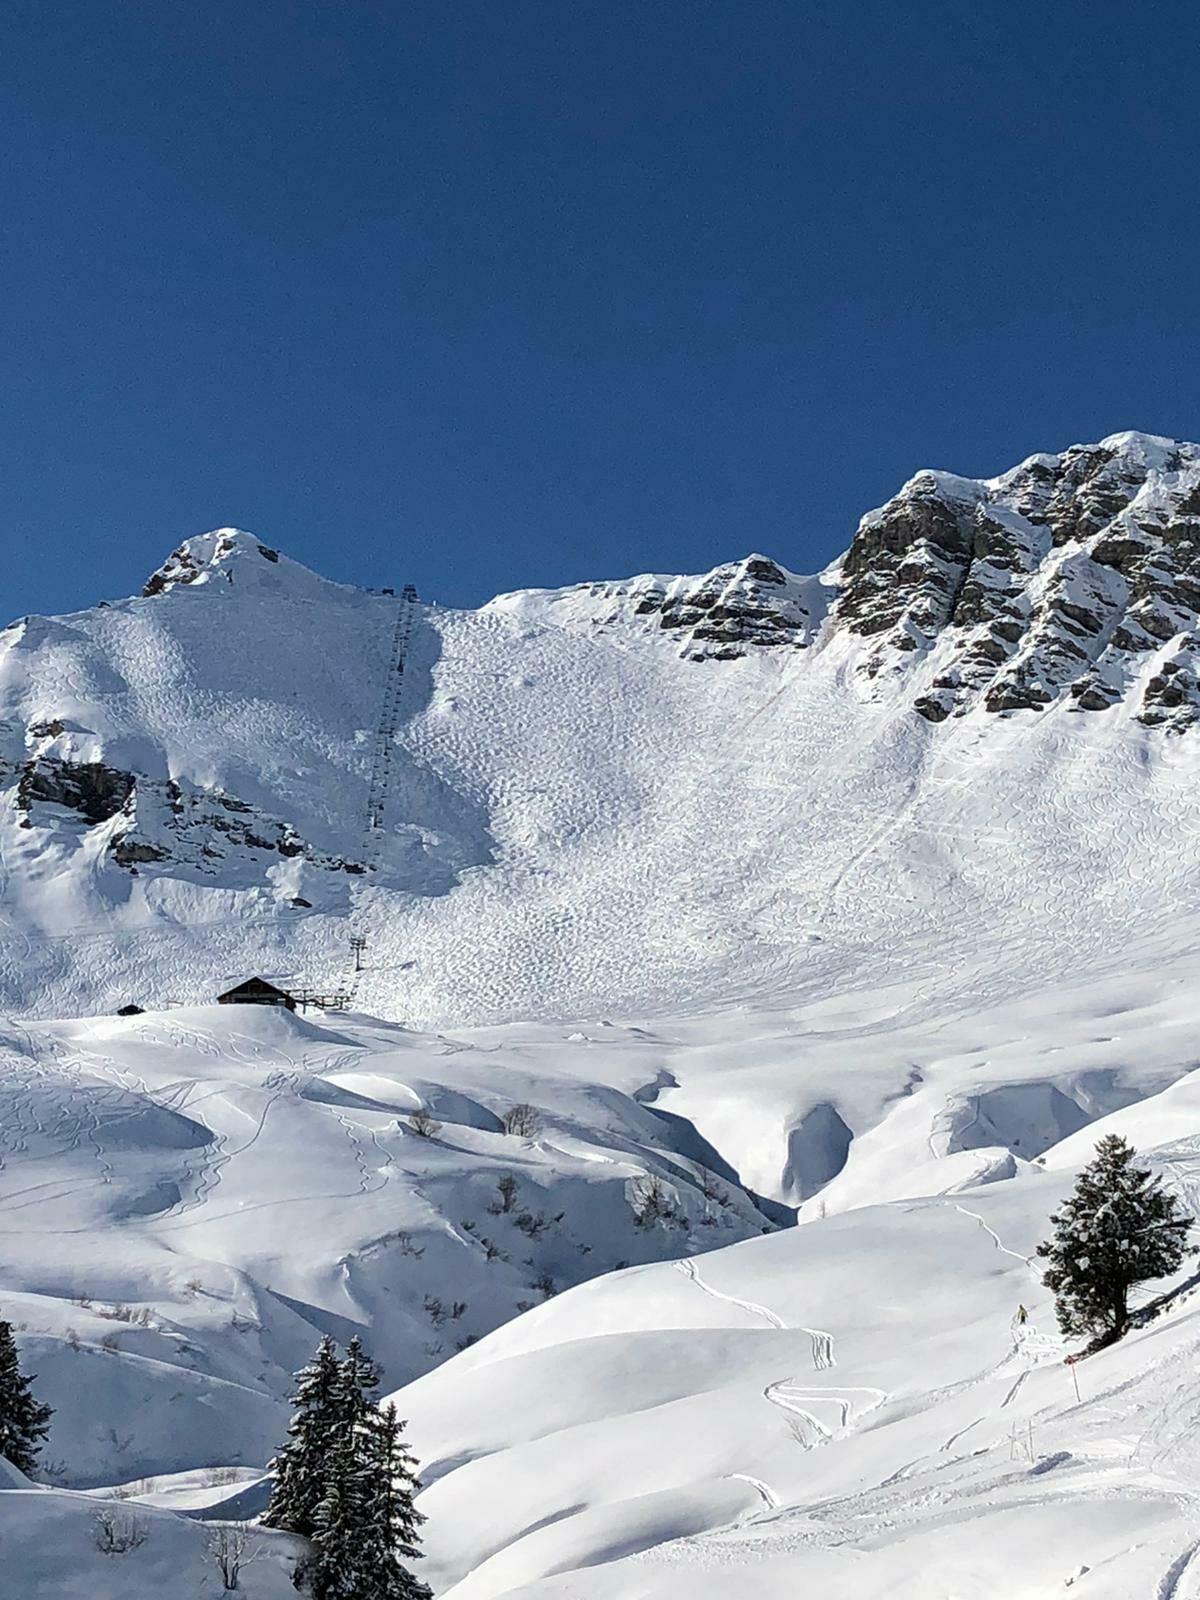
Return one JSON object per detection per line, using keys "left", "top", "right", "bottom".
{"left": 674, "top": 1254, "right": 835, "bottom": 1367}
{"left": 674, "top": 1255, "right": 886, "bottom": 1455}
{"left": 951, "top": 1201, "right": 1034, "bottom": 1268}
{"left": 725, "top": 1472, "right": 780, "bottom": 1511}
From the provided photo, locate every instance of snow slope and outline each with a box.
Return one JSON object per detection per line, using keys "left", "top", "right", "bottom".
{"left": 396, "top": 1161, "right": 1200, "bottom": 1600}
{"left": 0, "top": 1001, "right": 768, "bottom": 1489}
{"left": 3, "top": 437, "right": 1200, "bottom": 1051}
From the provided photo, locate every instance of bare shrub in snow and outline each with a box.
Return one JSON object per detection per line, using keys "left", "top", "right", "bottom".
{"left": 206, "top": 1523, "right": 257, "bottom": 1590}
{"left": 96, "top": 1303, "right": 153, "bottom": 1325}
{"left": 408, "top": 1109, "right": 441, "bottom": 1139}
{"left": 513, "top": 1209, "right": 552, "bottom": 1239}
{"left": 109, "top": 1477, "right": 157, "bottom": 1500}
{"left": 94, "top": 1509, "right": 148, "bottom": 1553}
{"left": 696, "top": 1168, "right": 731, "bottom": 1208}
{"left": 423, "top": 1295, "right": 466, "bottom": 1326}
{"left": 202, "top": 1465, "right": 243, "bottom": 1487}
{"left": 630, "top": 1175, "right": 681, "bottom": 1229}
{"left": 491, "top": 1174, "right": 519, "bottom": 1214}
{"left": 502, "top": 1104, "right": 542, "bottom": 1138}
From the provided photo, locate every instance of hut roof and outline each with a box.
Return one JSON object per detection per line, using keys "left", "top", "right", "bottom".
{"left": 217, "top": 976, "right": 295, "bottom": 1004}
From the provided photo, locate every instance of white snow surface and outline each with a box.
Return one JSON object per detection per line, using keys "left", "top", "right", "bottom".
{"left": 5, "top": 459, "right": 1200, "bottom": 1595}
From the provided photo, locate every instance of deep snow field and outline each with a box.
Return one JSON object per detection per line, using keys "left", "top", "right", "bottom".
{"left": 4, "top": 493, "right": 1200, "bottom": 1597}
{"left": 6, "top": 952, "right": 1200, "bottom": 1597}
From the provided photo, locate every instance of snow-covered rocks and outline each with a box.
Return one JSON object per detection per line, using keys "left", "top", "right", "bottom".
{"left": 142, "top": 528, "right": 285, "bottom": 597}
{"left": 838, "top": 431, "right": 1200, "bottom": 727}
{"left": 486, "top": 553, "right": 830, "bottom": 660}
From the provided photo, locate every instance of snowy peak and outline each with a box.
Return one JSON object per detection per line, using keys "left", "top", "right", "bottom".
{"left": 142, "top": 527, "right": 334, "bottom": 600}
{"left": 835, "top": 432, "right": 1200, "bottom": 729}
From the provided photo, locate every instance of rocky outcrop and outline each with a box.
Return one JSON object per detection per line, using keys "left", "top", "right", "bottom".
{"left": 13, "top": 755, "right": 364, "bottom": 877}
{"left": 17, "top": 759, "right": 134, "bottom": 823}
{"left": 505, "top": 554, "right": 827, "bottom": 661}
{"left": 143, "top": 530, "right": 285, "bottom": 597}
{"left": 631, "top": 556, "right": 816, "bottom": 659}
{"left": 143, "top": 546, "right": 203, "bottom": 596}
{"left": 836, "top": 432, "right": 1200, "bottom": 730}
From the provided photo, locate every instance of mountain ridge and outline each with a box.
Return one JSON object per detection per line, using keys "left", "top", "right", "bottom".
{"left": 3, "top": 432, "right": 1200, "bottom": 1031}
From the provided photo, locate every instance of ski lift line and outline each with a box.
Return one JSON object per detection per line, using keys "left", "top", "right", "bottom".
{"left": 336, "top": 586, "right": 419, "bottom": 999}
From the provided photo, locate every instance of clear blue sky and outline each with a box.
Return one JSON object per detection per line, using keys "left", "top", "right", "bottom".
{"left": 4, "top": 0, "right": 1200, "bottom": 619}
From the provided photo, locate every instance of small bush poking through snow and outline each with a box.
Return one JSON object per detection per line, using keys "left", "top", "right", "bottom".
{"left": 502, "top": 1104, "right": 542, "bottom": 1138}
{"left": 630, "top": 1174, "right": 681, "bottom": 1230}
{"left": 94, "top": 1509, "right": 148, "bottom": 1554}
{"left": 206, "top": 1524, "right": 256, "bottom": 1591}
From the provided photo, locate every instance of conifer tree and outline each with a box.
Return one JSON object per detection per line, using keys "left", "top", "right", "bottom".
{"left": 263, "top": 1335, "right": 344, "bottom": 1536}
{"left": 265, "top": 1335, "right": 432, "bottom": 1599}
{"left": 1037, "top": 1134, "right": 1194, "bottom": 1345}
{"left": 309, "top": 1431, "right": 377, "bottom": 1600}
{"left": 338, "top": 1335, "right": 381, "bottom": 1427}
{"left": 360, "top": 1404, "right": 432, "bottom": 1600}
{"left": 0, "top": 1317, "right": 52, "bottom": 1475}
{"left": 309, "top": 1406, "right": 432, "bottom": 1600}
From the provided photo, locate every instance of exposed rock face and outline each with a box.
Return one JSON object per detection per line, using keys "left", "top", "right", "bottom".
{"left": 17, "top": 759, "right": 134, "bottom": 823}
{"left": 143, "top": 545, "right": 203, "bottom": 597}
{"left": 545, "top": 554, "right": 825, "bottom": 661}
{"left": 835, "top": 432, "right": 1200, "bottom": 730}
{"left": 633, "top": 556, "right": 814, "bottom": 659}
{"left": 14, "top": 755, "right": 363, "bottom": 876}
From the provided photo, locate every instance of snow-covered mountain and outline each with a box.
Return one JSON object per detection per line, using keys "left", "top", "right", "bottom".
{"left": 5, "top": 430, "right": 1200, "bottom": 1040}
{"left": 7, "top": 432, "right": 1200, "bottom": 1598}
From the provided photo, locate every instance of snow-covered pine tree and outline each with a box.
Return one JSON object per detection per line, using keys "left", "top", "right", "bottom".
{"left": 361, "top": 1403, "right": 432, "bottom": 1600}
{"left": 1037, "top": 1134, "right": 1194, "bottom": 1346}
{"left": 338, "top": 1335, "right": 381, "bottom": 1427}
{"left": 309, "top": 1431, "right": 378, "bottom": 1600}
{"left": 309, "top": 1405, "right": 432, "bottom": 1600}
{"left": 263, "top": 1335, "right": 345, "bottom": 1537}
{"left": 270, "top": 1335, "right": 433, "bottom": 1598}
{"left": 0, "top": 1316, "right": 52, "bottom": 1474}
